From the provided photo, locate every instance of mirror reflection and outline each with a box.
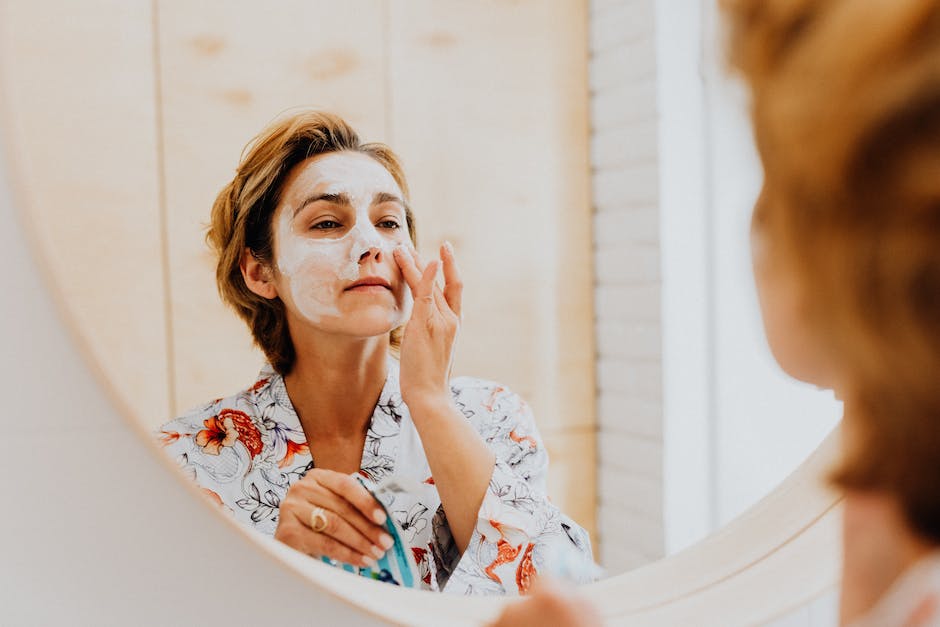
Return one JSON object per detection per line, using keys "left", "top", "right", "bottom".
{"left": 0, "top": 0, "right": 842, "bottom": 593}
{"left": 157, "top": 111, "right": 596, "bottom": 591}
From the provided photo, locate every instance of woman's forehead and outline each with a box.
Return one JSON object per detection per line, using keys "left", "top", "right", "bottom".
{"left": 283, "top": 151, "right": 401, "bottom": 200}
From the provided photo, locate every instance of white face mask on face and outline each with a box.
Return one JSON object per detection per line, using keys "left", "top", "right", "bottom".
{"left": 274, "top": 151, "right": 411, "bottom": 325}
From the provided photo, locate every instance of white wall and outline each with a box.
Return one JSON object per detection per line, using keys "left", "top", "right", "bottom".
{"left": 657, "top": 0, "right": 843, "bottom": 550}
{"left": 698, "top": 0, "right": 843, "bottom": 531}
{"left": 592, "top": 0, "right": 843, "bottom": 573}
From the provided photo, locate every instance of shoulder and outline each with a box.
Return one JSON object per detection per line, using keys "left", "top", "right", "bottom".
{"left": 449, "top": 376, "right": 535, "bottom": 429}
{"left": 450, "top": 376, "right": 525, "bottom": 409}
{"left": 450, "top": 377, "right": 546, "bottom": 473}
{"left": 157, "top": 369, "right": 275, "bottom": 435}
{"left": 155, "top": 371, "right": 277, "bottom": 468}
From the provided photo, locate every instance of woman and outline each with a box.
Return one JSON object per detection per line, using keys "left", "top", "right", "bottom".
{"left": 494, "top": 0, "right": 940, "bottom": 624}
{"left": 157, "top": 111, "right": 594, "bottom": 594}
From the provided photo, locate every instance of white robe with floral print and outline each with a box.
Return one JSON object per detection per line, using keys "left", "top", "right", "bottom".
{"left": 157, "top": 356, "right": 594, "bottom": 594}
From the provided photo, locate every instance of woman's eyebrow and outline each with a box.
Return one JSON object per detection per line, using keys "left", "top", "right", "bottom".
{"left": 372, "top": 192, "right": 405, "bottom": 206}
{"left": 292, "top": 192, "right": 349, "bottom": 218}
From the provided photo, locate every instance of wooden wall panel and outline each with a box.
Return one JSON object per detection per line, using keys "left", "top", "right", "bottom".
{"left": 3, "top": 0, "right": 597, "bottom": 553}
{"left": 157, "top": 0, "right": 388, "bottom": 415}
{"left": 387, "top": 0, "right": 596, "bottom": 539}
{"left": 0, "top": 0, "right": 170, "bottom": 425}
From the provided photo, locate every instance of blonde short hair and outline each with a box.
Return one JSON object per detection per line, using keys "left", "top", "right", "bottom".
{"left": 207, "top": 110, "right": 416, "bottom": 374}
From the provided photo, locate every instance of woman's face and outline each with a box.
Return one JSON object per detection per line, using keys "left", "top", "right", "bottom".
{"left": 271, "top": 150, "right": 413, "bottom": 339}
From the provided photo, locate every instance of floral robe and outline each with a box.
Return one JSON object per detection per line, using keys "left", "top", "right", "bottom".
{"left": 157, "top": 356, "right": 594, "bottom": 594}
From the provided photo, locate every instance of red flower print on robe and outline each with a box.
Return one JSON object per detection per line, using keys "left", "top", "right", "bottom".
{"left": 194, "top": 416, "right": 238, "bottom": 456}
{"left": 509, "top": 429, "right": 537, "bottom": 448}
{"left": 412, "top": 546, "right": 433, "bottom": 586}
{"left": 248, "top": 378, "right": 269, "bottom": 393}
{"left": 484, "top": 519, "right": 524, "bottom": 585}
{"left": 278, "top": 439, "right": 310, "bottom": 468}
{"left": 482, "top": 386, "right": 506, "bottom": 412}
{"left": 158, "top": 430, "right": 181, "bottom": 447}
{"left": 201, "top": 488, "right": 224, "bottom": 507}
{"left": 218, "top": 408, "right": 263, "bottom": 459}
{"left": 515, "top": 543, "right": 537, "bottom": 594}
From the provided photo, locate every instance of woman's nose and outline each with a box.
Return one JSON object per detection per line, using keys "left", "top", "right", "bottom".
{"left": 359, "top": 246, "right": 383, "bottom": 263}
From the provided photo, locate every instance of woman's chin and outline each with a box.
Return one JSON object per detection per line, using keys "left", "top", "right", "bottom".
{"left": 336, "top": 309, "right": 406, "bottom": 338}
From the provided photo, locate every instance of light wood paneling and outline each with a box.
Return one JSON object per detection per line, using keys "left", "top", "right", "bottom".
{"left": 3, "top": 0, "right": 597, "bottom": 559}
{"left": 156, "top": 0, "right": 388, "bottom": 414}
{"left": 0, "top": 0, "right": 170, "bottom": 425}
{"left": 386, "top": 0, "right": 595, "bottom": 433}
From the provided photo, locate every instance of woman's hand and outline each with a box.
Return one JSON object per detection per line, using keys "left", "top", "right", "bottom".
{"left": 488, "top": 580, "right": 601, "bottom": 627}
{"left": 393, "top": 242, "right": 463, "bottom": 410}
{"left": 274, "top": 468, "right": 394, "bottom": 567}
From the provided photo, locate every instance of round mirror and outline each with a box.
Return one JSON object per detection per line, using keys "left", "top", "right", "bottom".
{"left": 0, "top": 0, "right": 841, "bottom": 610}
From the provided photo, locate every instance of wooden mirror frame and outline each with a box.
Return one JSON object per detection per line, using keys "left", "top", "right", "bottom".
{"left": 0, "top": 1, "right": 842, "bottom": 623}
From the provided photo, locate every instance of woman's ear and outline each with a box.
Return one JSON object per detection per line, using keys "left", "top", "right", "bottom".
{"left": 240, "top": 248, "right": 278, "bottom": 299}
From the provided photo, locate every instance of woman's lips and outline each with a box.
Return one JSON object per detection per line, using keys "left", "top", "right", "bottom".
{"left": 345, "top": 277, "right": 392, "bottom": 293}
{"left": 346, "top": 284, "right": 391, "bottom": 293}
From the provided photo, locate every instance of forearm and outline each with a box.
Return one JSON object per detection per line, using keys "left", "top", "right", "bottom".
{"left": 408, "top": 396, "right": 495, "bottom": 554}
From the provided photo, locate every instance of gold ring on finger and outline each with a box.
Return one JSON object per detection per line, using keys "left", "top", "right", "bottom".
{"left": 310, "top": 506, "right": 329, "bottom": 533}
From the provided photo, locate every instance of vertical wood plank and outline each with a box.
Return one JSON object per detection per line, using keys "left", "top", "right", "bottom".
{"left": 157, "top": 0, "right": 388, "bottom": 416}
{"left": 387, "top": 0, "right": 596, "bottom": 542}
{"left": 2, "top": 0, "right": 598, "bottom": 552}
{"left": 0, "top": 0, "right": 170, "bottom": 425}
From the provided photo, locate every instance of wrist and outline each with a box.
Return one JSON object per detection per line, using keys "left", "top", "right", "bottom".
{"left": 404, "top": 392, "right": 457, "bottom": 420}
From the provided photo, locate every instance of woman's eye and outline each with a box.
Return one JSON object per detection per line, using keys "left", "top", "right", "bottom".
{"left": 377, "top": 220, "right": 401, "bottom": 230}
{"left": 311, "top": 220, "right": 341, "bottom": 230}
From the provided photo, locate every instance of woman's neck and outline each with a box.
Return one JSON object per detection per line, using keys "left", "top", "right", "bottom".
{"left": 282, "top": 328, "right": 390, "bottom": 441}
{"left": 840, "top": 490, "right": 937, "bottom": 625}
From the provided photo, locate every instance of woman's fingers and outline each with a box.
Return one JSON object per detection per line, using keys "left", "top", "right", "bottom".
{"left": 286, "top": 509, "right": 376, "bottom": 567}
{"left": 290, "top": 480, "right": 392, "bottom": 556}
{"left": 408, "top": 245, "right": 426, "bottom": 272}
{"left": 393, "top": 246, "right": 423, "bottom": 294}
{"left": 414, "top": 260, "right": 440, "bottom": 316}
{"left": 394, "top": 244, "right": 458, "bottom": 320}
{"left": 294, "top": 506, "right": 386, "bottom": 565}
{"left": 432, "top": 287, "right": 457, "bottom": 326}
{"left": 440, "top": 241, "right": 463, "bottom": 318}
{"left": 314, "top": 470, "right": 388, "bottom": 526}
{"left": 275, "top": 470, "right": 399, "bottom": 567}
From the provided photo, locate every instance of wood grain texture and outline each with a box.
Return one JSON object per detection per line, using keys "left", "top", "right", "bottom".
{"left": 387, "top": 0, "right": 595, "bottom": 432}
{"left": 0, "top": 0, "right": 170, "bottom": 425}
{"left": 3, "top": 0, "right": 597, "bottom": 553}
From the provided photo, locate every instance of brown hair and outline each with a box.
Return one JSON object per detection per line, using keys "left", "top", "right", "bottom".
{"left": 723, "top": 0, "right": 940, "bottom": 541}
{"left": 207, "top": 110, "right": 416, "bottom": 375}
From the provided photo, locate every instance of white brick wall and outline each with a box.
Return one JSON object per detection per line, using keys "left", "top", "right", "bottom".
{"left": 590, "top": 0, "right": 664, "bottom": 573}
{"left": 589, "top": 5, "right": 832, "bottom": 623}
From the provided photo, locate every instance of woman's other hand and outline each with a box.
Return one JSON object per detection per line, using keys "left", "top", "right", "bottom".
{"left": 274, "top": 468, "right": 393, "bottom": 567}
{"left": 489, "top": 580, "right": 602, "bottom": 627}
{"left": 393, "top": 242, "right": 463, "bottom": 409}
